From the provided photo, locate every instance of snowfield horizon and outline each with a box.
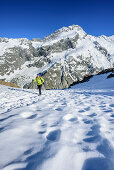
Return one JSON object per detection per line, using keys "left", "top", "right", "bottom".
{"left": 0, "top": 72, "right": 114, "bottom": 170}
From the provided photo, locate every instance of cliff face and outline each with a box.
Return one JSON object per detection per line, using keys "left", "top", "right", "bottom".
{"left": 0, "top": 25, "right": 114, "bottom": 89}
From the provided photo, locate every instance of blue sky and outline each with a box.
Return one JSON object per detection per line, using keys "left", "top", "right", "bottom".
{"left": 0, "top": 0, "right": 114, "bottom": 39}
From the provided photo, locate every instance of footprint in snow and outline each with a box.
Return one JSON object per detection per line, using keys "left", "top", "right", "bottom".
{"left": 88, "top": 113, "right": 97, "bottom": 117}
{"left": 110, "top": 114, "right": 114, "bottom": 118}
{"left": 83, "top": 119, "right": 93, "bottom": 124}
{"left": 104, "top": 109, "right": 113, "bottom": 113}
{"left": 27, "top": 114, "right": 37, "bottom": 119}
{"left": 78, "top": 109, "right": 85, "bottom": 113}
{"left": 69, "top": 117, "right": 77, "bottom": 122}
{"left": 84, "top": 124, "right": 101, "bottom": 143}
{"left": 41, "top": 123, "right": 47, "bottom": 128}
{"left": 86, "top": 124, "right": 100, "bottom": 136}
{"left": 84, "top": 107, "right": 90, "bottom": 111}
{"left": 38, "top": 131, "right": 46, "bottom": 134}
{"left": 46, "top": 129, "right": 61, "bottom": 141}
{"left": 83, "top": 134, "right": 101, "bottom": 143}
{"left": 50, "top": 121, "right": 60, "bottom": 127}
{"left": 55, "top": 107, "right": 63, "bottom": 111}
{"left": 85, "top": 138, "right": 114, "bottom": 170}
{"left": 109, "top": 104, "right": 114, "bottom": 107}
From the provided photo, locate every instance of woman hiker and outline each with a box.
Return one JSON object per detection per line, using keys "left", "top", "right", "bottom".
{"left": 34, "top": 74, "right": 44, "bottom": 95}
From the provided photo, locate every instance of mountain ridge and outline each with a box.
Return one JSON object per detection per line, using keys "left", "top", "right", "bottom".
{"left": 0, "top": 25, "right": 114, "bottom": 89}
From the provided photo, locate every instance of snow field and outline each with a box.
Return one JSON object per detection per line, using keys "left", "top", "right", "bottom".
{"left": 0, "top": 75, "right": 114, "bottom": 170}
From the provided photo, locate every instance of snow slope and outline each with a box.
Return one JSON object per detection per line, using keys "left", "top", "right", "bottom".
{"left": 71, "top": 72, "right": 114, "bottom": 90}
{"left": 0, "top": 73, "right": 114, "bottom": 170}
{"left": 0, "top": 38, "right": 30, "bottom": 57}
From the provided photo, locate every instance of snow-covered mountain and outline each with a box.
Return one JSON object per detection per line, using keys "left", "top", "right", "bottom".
{"left": 0, "top": 72, "right": 114, "bottom": 170}
{"left": 0, "top": 25, "right": 114, "bottom": 89}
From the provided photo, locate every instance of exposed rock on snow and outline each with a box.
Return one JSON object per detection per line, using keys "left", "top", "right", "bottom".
{"left": 0, "top": 80, "right": 20, "bottom": 88}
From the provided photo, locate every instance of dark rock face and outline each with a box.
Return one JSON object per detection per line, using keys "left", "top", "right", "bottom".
{"left": 0, "top": 39, "right": 35, "bottom": 76}
{"left": 0, "top": 48, "right": 30, "bottom": 75}
{"left": 107, "top": 73, "right": 114, "bottom": 79}
{"left": 0, "top": 26, "right": 114, "bottom": 89}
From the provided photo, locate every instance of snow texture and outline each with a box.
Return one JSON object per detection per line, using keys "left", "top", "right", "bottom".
{"left": 0, "top": 73, "right": 114, "bottom": 170}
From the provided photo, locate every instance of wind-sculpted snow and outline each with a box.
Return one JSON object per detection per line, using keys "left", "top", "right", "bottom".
{"left": 0, "top": 74, "right": 114, "bottom": 170}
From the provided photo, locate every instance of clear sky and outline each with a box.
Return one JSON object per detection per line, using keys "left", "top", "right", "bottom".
{"left": 0, "top": 0, "right": 114, "bottom": 39}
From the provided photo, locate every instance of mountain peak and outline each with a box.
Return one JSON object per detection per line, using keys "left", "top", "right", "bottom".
{"left": 43, "top": 25, "right": 87, "bottom": 42}
{"left": 57, "top": 25, "right": 84, "bottom": 32}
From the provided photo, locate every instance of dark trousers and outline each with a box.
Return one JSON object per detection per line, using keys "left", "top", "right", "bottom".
{"left": 37, "top": 85, "right": 42, "bottom": 95}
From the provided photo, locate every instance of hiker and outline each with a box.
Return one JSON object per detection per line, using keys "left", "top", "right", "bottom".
{"left": 34, "top": 74, "right": 44, "bottom": 95}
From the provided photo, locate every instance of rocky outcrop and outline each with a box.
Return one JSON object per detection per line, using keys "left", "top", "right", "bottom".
{"left": 0, "top": 80, "right": 20, "bottom": 88}
{"left": 107, "top": 73, "right": 114, "bottom": 79}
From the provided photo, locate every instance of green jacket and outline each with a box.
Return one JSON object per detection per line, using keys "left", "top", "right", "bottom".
{"left": 34, "top": 77, "right": 44, "bottom": 85}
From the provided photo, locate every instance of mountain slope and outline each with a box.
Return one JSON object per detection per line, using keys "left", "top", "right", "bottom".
{"left": 0, "top": 25, "right": 114, "bottom": 89}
